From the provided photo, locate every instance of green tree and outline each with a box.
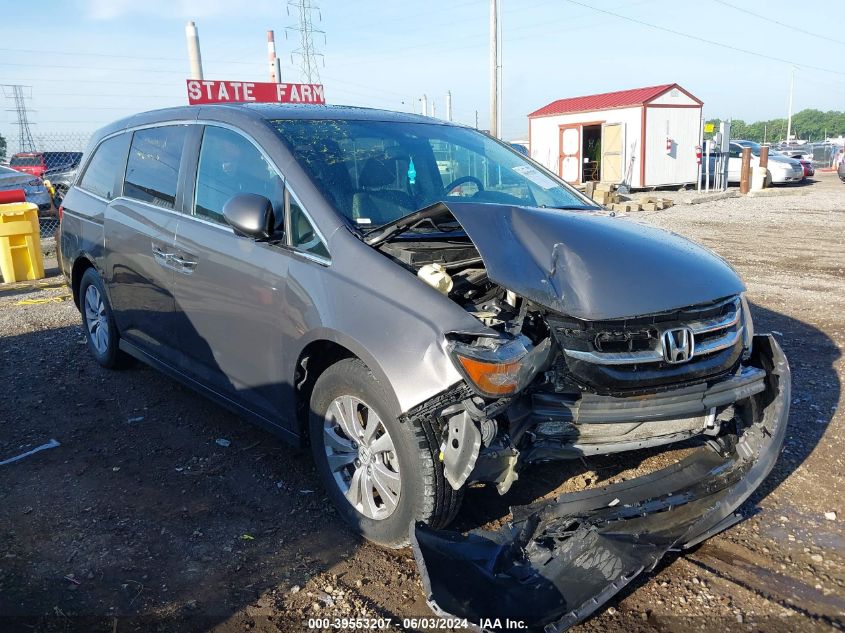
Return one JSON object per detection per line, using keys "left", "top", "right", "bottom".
{"left": 706, "top": 110, "right": 845, "bottom": 143}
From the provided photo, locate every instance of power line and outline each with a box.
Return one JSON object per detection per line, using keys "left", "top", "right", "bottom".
{"left": 287, "top": 0, "right": 325, "bottom": 83}
{"left": 561, "top": 0, "right": 845, "bottom": 77}
{"left": 1, "top": 85, "right": 36, "bottom": 152}
{"left": 711, "top": 0, "right": 845, "bottom": 47}
{"left": 0, "top": 47, "right": 264, "bottom": 66}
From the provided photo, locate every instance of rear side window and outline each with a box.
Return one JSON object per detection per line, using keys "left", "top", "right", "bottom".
{"left": 79, "top": 136, "right": 127, "bottom": 200}
{"left": 124, "top": 126, "right": 187, "bottom": 209}
{"left": 194, "top": 126, "right": 284, "bottom": 224}
{"left": 11, "top": 154, "right": 42, "bottom": 167}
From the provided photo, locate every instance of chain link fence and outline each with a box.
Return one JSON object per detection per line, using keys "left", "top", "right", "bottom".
{"left": 1, "top": 132, "right": 91, "bottom": 237}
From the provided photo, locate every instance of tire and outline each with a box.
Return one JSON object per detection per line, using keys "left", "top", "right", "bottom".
{"left": 78, "top": 267, "right": 128, "bottom": 368}
{"left": 309, "top": 358, "right": 462, "bottom": 548}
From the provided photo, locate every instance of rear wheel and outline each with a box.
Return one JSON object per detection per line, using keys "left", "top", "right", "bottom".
{"left": 309, "top": 358, "right": 461, "bottom": 547}
{"left": 78, "top": 267, "right": 128, "bottom": 368}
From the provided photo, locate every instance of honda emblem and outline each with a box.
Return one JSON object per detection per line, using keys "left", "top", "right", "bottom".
{"left": 662, "top": 327, "right": 695, "bottom": 364}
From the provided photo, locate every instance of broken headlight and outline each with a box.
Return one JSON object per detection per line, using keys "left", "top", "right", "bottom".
{"left": 448, "top": 335, "right": 551, "bottom": 398}
{"left": 740, "top": 292, "right": 754, "bottom": 357}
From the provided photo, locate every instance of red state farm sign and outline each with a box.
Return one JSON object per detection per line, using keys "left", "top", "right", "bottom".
{"left": 186, "top": 79, "right": 325, "bottom": 105}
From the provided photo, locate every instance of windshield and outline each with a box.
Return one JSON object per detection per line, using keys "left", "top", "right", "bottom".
{"left": 10, "top": 155, "right": 41, "bottom": 167}
{"left": 271, "top": 119, "right": 596, "bottom": 228}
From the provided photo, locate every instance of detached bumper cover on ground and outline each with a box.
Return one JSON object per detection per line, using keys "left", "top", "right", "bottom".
{"left": 412, "top": 335, "right": 790, "bottom": 632}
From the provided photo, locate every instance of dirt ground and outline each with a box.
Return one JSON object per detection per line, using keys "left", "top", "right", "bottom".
{"left": 1, "top": 173, "right": 843, "bottom": 633}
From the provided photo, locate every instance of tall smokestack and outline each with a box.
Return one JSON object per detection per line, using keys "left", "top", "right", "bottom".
{"left": 185, "top": 21, "right": 204, "bottom": 80}
{"left": 267, "top": 30, "right": 278, "bottom": 83}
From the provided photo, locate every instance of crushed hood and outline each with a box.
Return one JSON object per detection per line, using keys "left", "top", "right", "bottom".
{"left": 443, "top": 201, "right": 745, "bottom": 321}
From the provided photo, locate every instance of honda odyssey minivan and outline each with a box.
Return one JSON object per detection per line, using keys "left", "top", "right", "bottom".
{"left": 59, "top": 105, "right": 789, "bottom": 622}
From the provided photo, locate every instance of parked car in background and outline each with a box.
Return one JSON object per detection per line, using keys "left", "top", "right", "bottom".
{"left": 10, "top": 151, "right": 82, "bottom": 179}
{"left": 796, "top": 158, "right": 815, "bottom": 178}
{"left": 778, "top": 148, "right": 813, "bottom": 162}
{"left": 0, "top": 164, "right": 51, "bottom": 210}
{"left": 48, "top": 163, "right": 80, "bottom": 200}
{"left": 730, "top": 140, "right": 804, "bottom": 184}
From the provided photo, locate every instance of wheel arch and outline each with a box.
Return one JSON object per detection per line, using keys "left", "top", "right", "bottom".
{"left": 70, "top": 254, "right": 97, "bottom": 309}
{"left": 292, "top": 331, "right": 403, "bottom": 442}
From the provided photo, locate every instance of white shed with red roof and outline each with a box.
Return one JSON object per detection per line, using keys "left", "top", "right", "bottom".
{"left": 527, "top": 83, "right": 703, "bottom": 189}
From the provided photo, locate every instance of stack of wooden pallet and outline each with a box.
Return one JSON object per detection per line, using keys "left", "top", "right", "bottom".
{"left": 584, "top": 183, "right": 675, "bottom": 212}
{"left": 636, "top": 195, "right": 675, "bottom": 212}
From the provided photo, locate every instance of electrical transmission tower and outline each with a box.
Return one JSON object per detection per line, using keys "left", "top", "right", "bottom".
{"left": 286, "top": 0, "right": 325, "bottom": 83}
{"left": 2, "top": 85, "right": 36, "bottom": 152}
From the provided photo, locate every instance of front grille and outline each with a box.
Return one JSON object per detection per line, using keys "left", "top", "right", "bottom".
{"left": 548, "top": 296, "right": 746, "bottom": 394}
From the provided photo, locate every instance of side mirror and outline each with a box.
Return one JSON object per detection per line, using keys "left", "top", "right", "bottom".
{"left": 223, "top": 193, "right": 274, "bottom": 239}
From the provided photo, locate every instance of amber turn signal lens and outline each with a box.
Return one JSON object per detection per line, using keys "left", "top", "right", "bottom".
{"left": 454, "top": 354, "right": 522, "bottom": 397}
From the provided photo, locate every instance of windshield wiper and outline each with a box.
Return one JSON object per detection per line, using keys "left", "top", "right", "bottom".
{"left": 541, "top": 204, "right": 600, "bottom": 211}
{"left": 363, "top": 202, "right": 456, "bottom": 247}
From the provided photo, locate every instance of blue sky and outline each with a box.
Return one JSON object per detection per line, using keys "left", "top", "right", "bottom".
{"left": 1, "top": 0, "right": 844, "bottom": 144}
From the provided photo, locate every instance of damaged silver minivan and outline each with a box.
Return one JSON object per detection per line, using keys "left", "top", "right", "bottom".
{"left": 59, "top": 104, "right": 790, "bottom": 630}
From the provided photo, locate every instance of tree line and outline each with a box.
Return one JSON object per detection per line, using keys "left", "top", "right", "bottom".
{"left": 706, "top": 109, "right": 845, "bottom": 143}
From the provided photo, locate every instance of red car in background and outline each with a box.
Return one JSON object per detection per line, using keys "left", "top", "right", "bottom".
{"left": 10, "top": 152, "right": 48, "bottom": 177}
{"left": 797, "top": 159, "right": 815, "bottom": 178}
{"left": 9, "top": 151, "right": 83, "bottom": 178}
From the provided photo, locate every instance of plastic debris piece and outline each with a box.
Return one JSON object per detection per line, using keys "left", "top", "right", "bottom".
{"left": 127, "top": 416, "right": 145, "bottom": 425}
{"left": 215, "top": 438, "right": 231, "bottom": 448}
{"left": 0, "top": 439, "right": 60, "bottom": 466}
{"left": 825, "top": 511, "right": 837, "bottom": 521}
{"left": 608, "top": 498, "right": 620, "bottom": 507}
{"left": 241, "top": 534, "right": 254, "bottom": 541}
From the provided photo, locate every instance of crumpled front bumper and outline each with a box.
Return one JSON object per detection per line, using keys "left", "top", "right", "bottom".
{"left": 412, "top": 335, "right": 790, "bottom": 632}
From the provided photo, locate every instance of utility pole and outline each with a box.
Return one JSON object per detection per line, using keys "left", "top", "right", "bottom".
{"left": 421, "top": 94, "right": 428, "bottom": 117}
{"left": 489, "top": 0, "right": 498, "bottom": 137}
{"left": 2, "top": 85, "right": 36, "bottom": 153}
{"left": 185, "top": 21, "right": 204, "bottom": 80}
{"left": 446, "top": 91, "right": 453, "bottom": 122}
{"left": 287, "top": 0, "right": 325, "bottom": 84}
{"left": 267, "top": 30, "right": 279, "bottom": 82}
{"left": 786, "top": 66, "right": 795, "bottom": 142}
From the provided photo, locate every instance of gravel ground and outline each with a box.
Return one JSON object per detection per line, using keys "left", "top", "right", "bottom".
{"left": 1, "top": 174, "right": 843, "bottom": 633}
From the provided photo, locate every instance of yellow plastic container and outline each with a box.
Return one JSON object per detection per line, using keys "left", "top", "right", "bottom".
{"left": 0, "top": 201, "right": 45, "bottom": 283}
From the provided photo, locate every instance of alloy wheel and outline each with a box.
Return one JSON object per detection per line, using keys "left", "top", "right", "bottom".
{"left": 84, "top": 284, "right": 109, "bottom": 355}
{"left": 323, "top": 395, "right": 401, "bottom": 520}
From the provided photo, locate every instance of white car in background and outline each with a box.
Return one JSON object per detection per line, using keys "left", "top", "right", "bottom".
{"left": 728, "top": 140, "right": 804, "bottom": 184}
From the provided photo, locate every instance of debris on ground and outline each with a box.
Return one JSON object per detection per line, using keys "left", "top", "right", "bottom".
{"left": 0, "top": 439, "right": 60, "bottom": 466}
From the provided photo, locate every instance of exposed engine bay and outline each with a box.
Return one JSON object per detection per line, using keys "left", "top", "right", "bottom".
{"left": 381, "top": 231, "right": 755, "bottom": 496}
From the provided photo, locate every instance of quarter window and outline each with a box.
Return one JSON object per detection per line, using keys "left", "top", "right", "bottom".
{"left": 79, "top": 135, "right": 128, "bottom": 200}
{"left": 288, "top": 190, "right": 329, "bottom": 259}
{"left": 124, "top": 126, "right": 187, "bottom": 209}
{"left": 194, "top": 126, "right": 284, "bottom": 226}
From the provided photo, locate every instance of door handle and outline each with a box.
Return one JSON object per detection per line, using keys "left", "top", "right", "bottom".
{"left": 151, "top": 244, "right": 172, "bottom": 265}
{"left": 170, "top": 255, "right": 198, "bottom": 273}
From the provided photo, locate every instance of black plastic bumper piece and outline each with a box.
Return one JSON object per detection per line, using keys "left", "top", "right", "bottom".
{"left": 412, "top": 335, "right": 790, "bottom": 632}
{"left": 532, "top": 363, "right": 767, "bottom": 426}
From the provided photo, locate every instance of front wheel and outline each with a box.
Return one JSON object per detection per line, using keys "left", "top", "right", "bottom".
{"left": 309, "top": 358, "right": 461, "bottom": 547}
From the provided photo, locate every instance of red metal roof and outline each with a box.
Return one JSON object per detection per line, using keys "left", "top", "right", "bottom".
{"left": 528, "top": 84, "right": 697, "bottom": 118}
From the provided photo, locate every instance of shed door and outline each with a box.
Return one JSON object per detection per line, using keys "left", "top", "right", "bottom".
{"left": 559, "top": 125, "right": 581, "bottom": 184}
{"left": 601, "top": 122, "right": 624, "bottom": 183}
